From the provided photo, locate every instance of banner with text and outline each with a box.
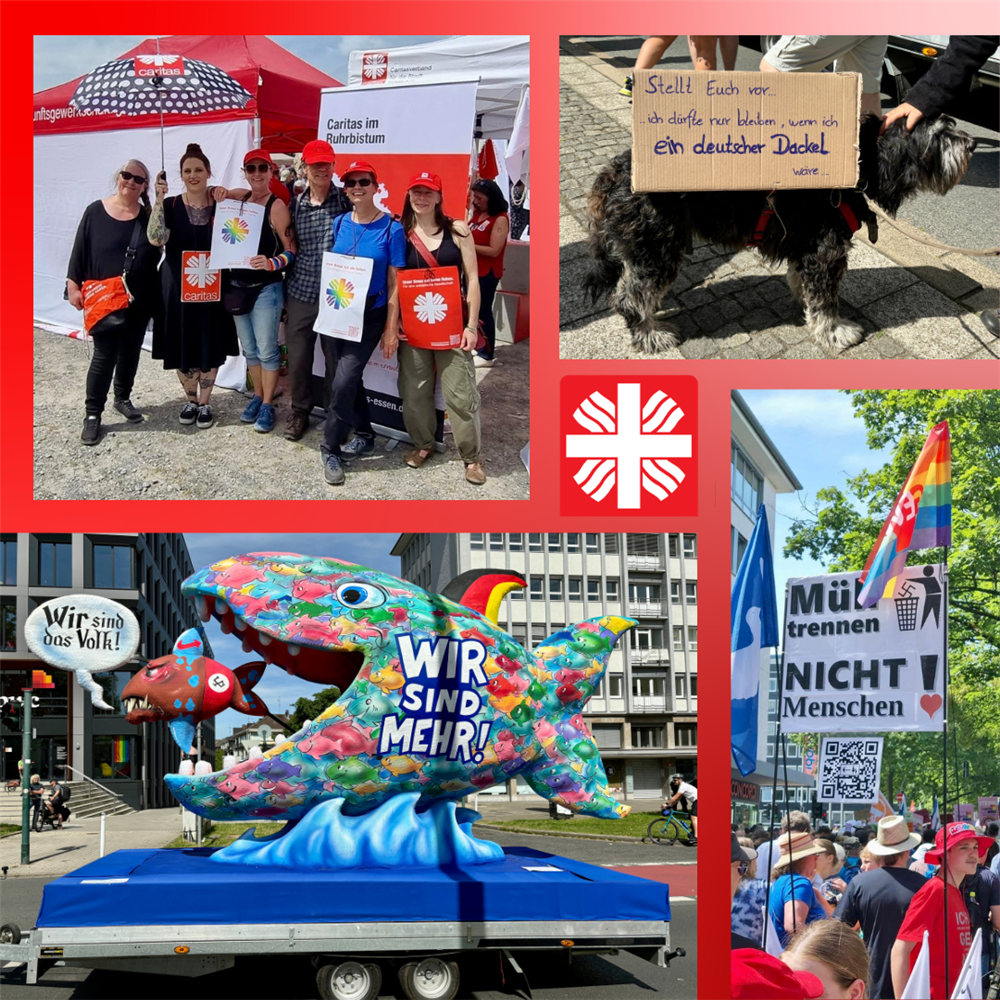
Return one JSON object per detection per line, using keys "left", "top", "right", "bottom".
{"left": 632, "top": 70, "right": 860, "bottom": 192}
{"left": 781, "top": 566, "right": 945, "bottom": 733}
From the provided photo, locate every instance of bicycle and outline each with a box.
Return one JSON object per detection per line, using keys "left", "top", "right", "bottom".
{"left": 32, "top": 803, "right": 69, "bottom": 833}
{"left": 644, "top": 809, "right": 693, "bottom": 845}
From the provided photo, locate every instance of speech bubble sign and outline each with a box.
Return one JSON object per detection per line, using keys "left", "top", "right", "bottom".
{"left": 24, "top": 595, "right": 139, "bottom": 672}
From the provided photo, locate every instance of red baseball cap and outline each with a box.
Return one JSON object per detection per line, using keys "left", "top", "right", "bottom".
{"left": 301, "top": 140, "right": 336, "bottom": 165}
{"left": 924, "top": 822, "right": 995, "bottom": 863}
{"left": 407, "top": 171, "right": 442, "bottom": 192}
{"left": 243, "top": 149, "right": 274, "bottom": 168}
{"left": 343, "top": 159, "right": 378, "bottom": 182}
{"left": 732, "top": 950, "right": 824, "bottom": 1000}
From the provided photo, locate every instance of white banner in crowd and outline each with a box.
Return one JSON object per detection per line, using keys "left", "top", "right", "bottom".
{"left": 314, "top": 253, "right": 373, "bottom": 342}
{"left": 781, "top": 566, "right": 945, "bottom": 733}
{"left": 818, "top": 737, "right": 884, "bottom": 803}
{"left": 209, "top": 198, "right": 265, "bottom": 270}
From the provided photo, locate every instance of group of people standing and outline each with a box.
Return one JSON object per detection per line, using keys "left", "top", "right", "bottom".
{"left": 731, "top": 812, "right": 1000, "bottom": 999}
{"left": 67, "top": 139, "right": 510, "bottom": 487}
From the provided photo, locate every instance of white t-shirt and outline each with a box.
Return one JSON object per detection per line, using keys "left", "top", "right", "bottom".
{"left": 674, "top": 781, "right": 697, "bottom": 803}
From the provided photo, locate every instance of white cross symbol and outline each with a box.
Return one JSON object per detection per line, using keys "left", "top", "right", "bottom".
{"left": 565, "top": 383, "right": 692, "bottom": 509}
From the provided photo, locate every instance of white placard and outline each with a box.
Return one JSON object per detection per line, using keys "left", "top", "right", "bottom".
{"left": 819, "top": 737, "right": 884, "bottom": 803}
{"left": 781, "top": 566, "right": 945, "bottom": 733}
{"left": 24, "top": 595, "right": 139, "bottom": 671}
{"left": 209, "top": 198, "right": 266, "bottom": 269}
{"left": 314, "top": 252, "right": 374, "bottom": 342}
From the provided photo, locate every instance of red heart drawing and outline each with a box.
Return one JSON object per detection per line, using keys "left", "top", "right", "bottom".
{"left": 920, "top": 694, "right": 943, "bottom": 718}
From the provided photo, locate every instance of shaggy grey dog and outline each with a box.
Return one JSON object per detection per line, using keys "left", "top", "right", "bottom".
{"left": 584, "top": 113, "right": 976, "bottom": 353}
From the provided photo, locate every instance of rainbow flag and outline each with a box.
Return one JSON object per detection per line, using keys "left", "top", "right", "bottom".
{"left": 858, "top": 421, "right": 951, "bottom": 608}
{"left": 112, "top": 736, "right": 129, "bottom": 764}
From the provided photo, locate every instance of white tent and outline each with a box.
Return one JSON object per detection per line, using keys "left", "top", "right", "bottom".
{"left": 347, "top": 36, "right": 529, "bottom": 140}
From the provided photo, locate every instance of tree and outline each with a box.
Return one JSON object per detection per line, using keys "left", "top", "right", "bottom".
{"left": 784, "top": 391, "right": 1000, "bottom": 810}
{"left": 288, "top": 687, "right": 342, "bottom": 733}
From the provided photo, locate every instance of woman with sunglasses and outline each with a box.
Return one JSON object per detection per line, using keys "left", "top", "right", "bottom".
{"left": 320, "top": 160, "right": 406, "bottom": 487}
{"left": 468, "top": 178, "right": 509, "bottom": 368}
{"left": 148, "top": 143, "right": 238, "bottom": 429}
{"left": 389, "top": 172, "right": 485, "bottom": 485}
{"left": 67, "top": 159, "right": 162, "bottom": 445}
{"left": 226, "top": 149, "right": 296, "bottom": 434}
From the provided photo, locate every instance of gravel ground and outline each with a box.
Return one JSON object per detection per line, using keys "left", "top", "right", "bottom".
{"left": 34, "top": 328, "right": 530, "bottom": 500}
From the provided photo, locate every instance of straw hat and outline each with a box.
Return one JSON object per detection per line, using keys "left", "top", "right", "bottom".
{"left": 772, "top": 830, "right": 826, "bottom": 871}
{"left": 867, "top": 815, "right": 922, "bottom": 856}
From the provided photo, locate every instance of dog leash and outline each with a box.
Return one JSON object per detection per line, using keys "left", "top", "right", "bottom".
{"left": 866, "top": 202, "right": 1000, "bottom": 258}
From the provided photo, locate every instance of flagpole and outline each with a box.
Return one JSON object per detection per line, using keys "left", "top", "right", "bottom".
{"left": 942, "top": 547, "right": 950, "bottom": 996}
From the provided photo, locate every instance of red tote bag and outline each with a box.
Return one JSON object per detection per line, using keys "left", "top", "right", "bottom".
{"left": 398, "top": 266, "right": 464, "bottom": 349}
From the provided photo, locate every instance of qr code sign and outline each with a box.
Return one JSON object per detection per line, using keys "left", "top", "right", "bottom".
{"left": 818, "top": 737, "right": 884, "bottom": 803}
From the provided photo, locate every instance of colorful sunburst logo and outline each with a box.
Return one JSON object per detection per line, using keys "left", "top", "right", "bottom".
{"left": 222, "top": 218, "right": 250, "bottom": 244}
{"left": 326, "top": 278, "right": 355, "bottom": 310}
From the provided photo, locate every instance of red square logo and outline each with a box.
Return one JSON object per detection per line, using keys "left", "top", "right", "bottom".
{"left": 181, "top": 251, "right": 220, "bottom": 303}
{"left": 561, "top": 376, "right": 698, "bottom": 516}
{"left": 361, "top": 52, "right": 388, "bottom": 84}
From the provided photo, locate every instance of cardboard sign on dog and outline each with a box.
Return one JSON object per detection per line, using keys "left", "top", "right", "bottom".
{"left": 632, "top": 71, "right": 861, "bottom": 191}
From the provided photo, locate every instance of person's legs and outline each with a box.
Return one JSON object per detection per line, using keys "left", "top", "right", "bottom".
{"left": 233, "top": 308, "right": 263, "bottom": 413}
{"left": 84, "top": 333, "right": 120, "bottom": 416}
{"left": 398, "top": 343, "right": 439, "bottom": 454}
{"left": 197, "top": 369, "right": 218, "bottom": 406}
{"left": 718, "top": 35, "right": 739, "bottom": 71}
{"left": 111, "top": 313, "right": 147, "bottom": 405}
{"left": 177, "top": 369, "right": 200, "bottom": 407}
{"left": 635, "top": 36, "right": 677, "bottom": 71}
{"left": 688, "top": 36, "right": 717, "bottom": 71}
{"left": 833, "top": 36, "right": 888, "bottom": 116}
{"left": 439, "top": 349, "right": 482, "bottom": 463}
{"left": 477, "top": 272, "right": 500, "bottom": 360}
{"left": 284, "top": 295, "right": 321, "bottom": 416}
{"left": 254, "top": 283, "right": 284, "bottom": 407}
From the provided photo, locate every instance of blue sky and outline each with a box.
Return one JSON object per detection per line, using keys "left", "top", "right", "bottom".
{"left": 182, "top": 534, "right": 400, "bottom": 738}
{"left": 33, "top": 36, "right": 448, "bottom": 92}
{"left": 739, "top": 390, "right": 894, "bottom": 630}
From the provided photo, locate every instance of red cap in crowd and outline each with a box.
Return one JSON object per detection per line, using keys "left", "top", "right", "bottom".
{"left": 243, "top": 149, "right": 274, "bottom": 168}
{"left": 924, "top": 821, "right": 995, "bottom": 863}
{"left": 407, "top": 171, "right": 443, "bottom": 192}
{"left": 301, "top": 140, "right": 336, "bottom": 165}
{"left": 343, "top": 159, "right": 378, "bottom": 182}
{"left": 732, "top": 950, "right": 824, "bottom": 1000}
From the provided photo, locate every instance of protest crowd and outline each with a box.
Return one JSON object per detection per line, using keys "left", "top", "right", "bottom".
{"left": 731, "top": 812, "right": 1000, "bottom": 999}
{"left": 68, "top": 140, "right": 516, "bottom": 489}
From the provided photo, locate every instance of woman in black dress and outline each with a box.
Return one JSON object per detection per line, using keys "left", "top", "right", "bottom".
{"left": 148, "top": 143, "right": 237, "bottom": 429}
{"left": 67, "top": 158, "right": 161, "bottom": 445}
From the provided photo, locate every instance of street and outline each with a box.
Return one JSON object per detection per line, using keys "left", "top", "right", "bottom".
{"left": 0, "top": 829, "right": 697, "bottom": 1000}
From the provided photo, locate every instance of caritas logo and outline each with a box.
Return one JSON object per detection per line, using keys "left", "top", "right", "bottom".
{"left": 361, "top": 52, "right": 389, "bottom": 84}
{"left": 561, "top": 376, "right": 697, "bottom": 516}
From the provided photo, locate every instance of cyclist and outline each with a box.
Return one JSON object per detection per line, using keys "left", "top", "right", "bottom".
{"left": 663, "top": 773, "right": 697, "bottom": 846}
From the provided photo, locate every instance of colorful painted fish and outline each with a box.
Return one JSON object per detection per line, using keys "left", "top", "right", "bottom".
{"left": 149, "top": 554, "right": 635, "bottom": 822}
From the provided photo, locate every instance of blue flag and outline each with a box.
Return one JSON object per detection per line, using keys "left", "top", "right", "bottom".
{"left": 731, "top": 504, "right": 779, "bottom": 777}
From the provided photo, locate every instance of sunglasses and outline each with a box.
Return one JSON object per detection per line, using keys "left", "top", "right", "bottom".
{"left": 343, "top": 178, "right": 373, "bottom": 189}
{"left": 244, "top": 163, "right": 270, "bottom": 174}
{"left": 120, "top": 171, "right": 147, "bottom": 185}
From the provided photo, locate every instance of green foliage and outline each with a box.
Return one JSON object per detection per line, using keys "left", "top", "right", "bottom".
{"left": 783, "top": 390, "right": 1000, "bottom": 809}
{"left": 215, "top": 747, "right": 224, "bottom": 772}
{"left": 288, "top": 687, "right": 342, "bottom": 732}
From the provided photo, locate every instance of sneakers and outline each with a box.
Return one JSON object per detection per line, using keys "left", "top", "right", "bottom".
{"left": 686, "top": 837, "right": 698, "bottom": 847}
{"left": 113, "top": 398, "right": 143, "bottom": 423}
{"left": 473, "top": 354, "right": 494, "bottom": 368}
{"left": 323, "top": 454, "right": 345, "bottom": 486}
{"left": 254, "top": 403, "right": 276, "bottom": 434}
{"left": 464, "top": 461, "right": 487, "bottom": 486}
{"left": 240, "top": 395, "right": 263, "bottom": 423}
{"left": 340, "top": 434, "right": 376, "bottom": 460}
{"left": 284, "top": 411, "right": 309, "bottom": 441}
{"left": 196, "top": 405, "right": 214, "bottom": 429}
{"left": 619, "top": 75, "right": 633, "bottom": 98}
{"left": 179, "top": 402, "right": 198, "bottom": 425}
{"left": 81, "top": 415, "right": 101, "bottom": 446}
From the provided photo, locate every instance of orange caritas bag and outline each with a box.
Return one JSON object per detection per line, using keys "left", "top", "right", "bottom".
{"left": 81, "top": 276, "right": 132, "bottom": 333}
{"left": 398, "top": 266, "right": 464, "bottom": 349}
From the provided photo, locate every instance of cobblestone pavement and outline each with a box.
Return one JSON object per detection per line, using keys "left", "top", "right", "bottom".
{"left": 559, "top": 37, "right": 1000, "bottom": 361}
{"left": 1, "top": 808, "right": 180, "bottom": 877}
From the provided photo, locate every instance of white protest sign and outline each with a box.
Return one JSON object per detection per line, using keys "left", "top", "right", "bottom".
{"left": 209, "top": 198, "right": 266, "bottom": 269}
{"left": 314, "top": 252, "right": 374, "bottom": 342}
{"left": 781, "top": 566, "right": 945, "bottom": 733}
{"left": 23, "top": 595, "right": 140, "bottom": 710}
{"left": 818, "top": 737, "right": 883, "bottom": 803}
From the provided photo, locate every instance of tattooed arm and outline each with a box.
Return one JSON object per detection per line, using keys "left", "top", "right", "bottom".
{"left": 147, "top": 172, "right": 170, "bottom": 247}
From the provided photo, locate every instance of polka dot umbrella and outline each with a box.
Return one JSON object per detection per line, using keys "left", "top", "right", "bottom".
{"left": 69, "top": 55, "right": 253, "bottom": 168}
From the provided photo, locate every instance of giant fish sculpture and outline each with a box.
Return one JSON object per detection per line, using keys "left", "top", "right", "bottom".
{"left": 124, "top": 553, "right": 636, "bottom": 823}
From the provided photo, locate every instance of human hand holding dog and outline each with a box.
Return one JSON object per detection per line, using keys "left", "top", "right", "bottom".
{"left": 880, "top": 103, "right": 924, "bottom": 135}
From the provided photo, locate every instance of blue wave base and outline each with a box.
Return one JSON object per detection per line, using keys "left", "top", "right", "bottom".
{"left": 209, "top": 792, "right": 504, "bottom": 870}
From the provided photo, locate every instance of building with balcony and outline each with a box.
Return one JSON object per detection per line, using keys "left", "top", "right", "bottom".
{"left": 0, "top": 533, "right": 212, "bottom": 809}
{"left": 217, "top": 714, "right": 292, "bottom": 761}
{"left": 392, "top": 532, "right": 698, "bottom": 805}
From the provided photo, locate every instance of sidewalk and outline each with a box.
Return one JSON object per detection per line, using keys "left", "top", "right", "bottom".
{"left": 0, "top": 808, "right": 179, "bottom": 877}
{"left": 559, "top": 37, "right": 1000, "bottom": 361}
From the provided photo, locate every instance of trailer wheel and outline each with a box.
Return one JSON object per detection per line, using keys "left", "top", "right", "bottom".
{"left": 0, "top": 923, "right": 21, "bottom": 945}
{"left": 316, "top": 960, "right": 381, "bottom": 1000}
{"left": 399, "top": 957, "right": 460, "bottom": 1000}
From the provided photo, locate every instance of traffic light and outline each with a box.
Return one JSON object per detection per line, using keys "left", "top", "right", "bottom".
{"left": 1, "top": 701, "right": 20, "bottom": 731}
{"left": 811, "top": 800, "right": 824, "bottom": 822}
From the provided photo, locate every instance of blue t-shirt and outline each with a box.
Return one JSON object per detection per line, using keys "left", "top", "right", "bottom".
{"left": 331, "top": 213, "right": 407, "bottom": 308}
{"left": 769, "top": 873, "right": 827, "bottom": 947}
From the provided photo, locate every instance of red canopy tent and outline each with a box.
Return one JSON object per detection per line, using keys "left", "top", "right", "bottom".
{"left": 33, "top": 34, "right": 341, "bottom": 151}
